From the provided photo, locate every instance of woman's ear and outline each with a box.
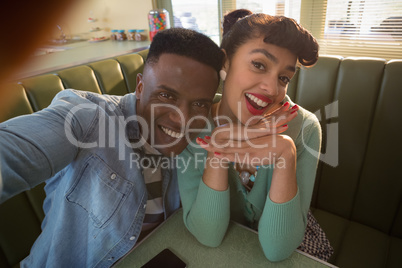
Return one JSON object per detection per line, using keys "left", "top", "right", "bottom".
{"left": 221, "top": 49, "right": 228, "bottom": 70}
{"left": 220, "top": 49, "right": 229, "bottom": 81}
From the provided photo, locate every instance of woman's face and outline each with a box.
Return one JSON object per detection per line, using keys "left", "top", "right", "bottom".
{"left": 220, "top": 37, "right": 297, "bottom": 125}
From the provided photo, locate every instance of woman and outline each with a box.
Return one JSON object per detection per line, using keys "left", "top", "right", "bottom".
{"left": 178, "top": 10, "right": 326, "bottom": 262}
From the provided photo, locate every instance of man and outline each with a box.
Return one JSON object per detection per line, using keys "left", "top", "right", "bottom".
{"left": 0, "top": 28, "right": 223, "bottom": 267}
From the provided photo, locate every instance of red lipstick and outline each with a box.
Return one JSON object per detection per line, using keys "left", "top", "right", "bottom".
{"left": 244, "top": 93, "right": 272, "bottom": 116}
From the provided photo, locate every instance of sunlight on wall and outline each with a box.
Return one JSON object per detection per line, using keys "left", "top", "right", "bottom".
{"left": 55, "top": 0, "right": 153, "bottom": 40}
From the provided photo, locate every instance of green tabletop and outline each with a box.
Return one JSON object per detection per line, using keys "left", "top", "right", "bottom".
{"left": 115, "top": 209, "right": 337, "bottom": 268}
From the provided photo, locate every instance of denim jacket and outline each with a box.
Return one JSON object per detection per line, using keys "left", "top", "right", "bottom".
{"left": 0, "top": 89, "right": 180, "bottom": 267}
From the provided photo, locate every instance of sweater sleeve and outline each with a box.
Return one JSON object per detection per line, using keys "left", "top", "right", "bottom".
{"left": 257, "top": 113, "right": 322, "bottom": 261}
{"left": 177, "top": 146, "right": 230, "bottom": 247}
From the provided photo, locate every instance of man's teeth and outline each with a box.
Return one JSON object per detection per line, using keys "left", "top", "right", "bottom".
{"left": 161, "top": 126, "right": 184, "bottom": 138}
{"left": 246, "top": 93, "right": 269, "bottom": 108}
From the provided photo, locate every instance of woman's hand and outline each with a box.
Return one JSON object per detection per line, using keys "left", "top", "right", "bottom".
{"left": 208, "top": 102, "right": 298, "bottom": 149}
{"left": 197, "top": 102, "right": 299, "bottom": 199}
{"left": 199, "top": 132, "right": 298, "bottom": 202}
{"left": 196, "top": 102, "right": 299, "bottom": 165}
{"left": 198, "top": 133, "right": 295, "bottom": 167}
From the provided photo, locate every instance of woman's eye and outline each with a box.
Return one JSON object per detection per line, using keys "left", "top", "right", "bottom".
{"left": 279, "top": 76, "right": 291, "bottom": 85}
{"left": 252, "top": 60, "right": 265, "bottom": 70}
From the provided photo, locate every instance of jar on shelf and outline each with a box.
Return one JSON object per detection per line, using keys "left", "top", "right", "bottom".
{"left": 135, "top": 30, "right": 147, "bottom": 41}
{"left": 148, "top": 9, "right": 170, "bottom": 41}
{"left": 116, "top": 30, "right": 127, "bottom": 41}
{"left": 127, "top": 29, "right": 136, "bottom": 41}
{"left": 110, "top": 29, "right": 118, "bottom": 40}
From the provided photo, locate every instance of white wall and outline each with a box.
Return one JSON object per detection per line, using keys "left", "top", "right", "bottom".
{"left": 54, "top": 0, "right": 153, "bottom": 40}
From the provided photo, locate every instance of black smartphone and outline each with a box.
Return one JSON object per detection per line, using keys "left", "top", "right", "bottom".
{"left": 141, "top": 248, "right": 186, "bottom": 268}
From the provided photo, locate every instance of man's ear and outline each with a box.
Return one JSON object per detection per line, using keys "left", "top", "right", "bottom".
{"left": 135, "top": 73, "right": 143, "bottom": 99}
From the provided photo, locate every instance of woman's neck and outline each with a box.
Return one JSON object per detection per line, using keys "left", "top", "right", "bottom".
{"left": 213, "top": 100, "right": 238, "bottom": 127}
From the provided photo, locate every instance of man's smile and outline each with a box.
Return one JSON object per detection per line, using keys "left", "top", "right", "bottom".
{"left": 160, "top": 125, "right": 184, "bottom": 139}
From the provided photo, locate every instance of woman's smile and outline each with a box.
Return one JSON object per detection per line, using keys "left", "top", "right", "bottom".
{"left": 245, "top": 92, "right": 273, "bottom": 115}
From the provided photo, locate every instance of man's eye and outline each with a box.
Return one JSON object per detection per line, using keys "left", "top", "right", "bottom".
{"left": 193, "top": 102, "right": 207, "bottom": 108}
{"left": 252, "top": 60, "right": 265, "bottom": 70}
{"left": 160, "top": 92, "right": 174, "bottom": 100}
{"left": 279, "top": 76, "right": 291, "bottom": 85}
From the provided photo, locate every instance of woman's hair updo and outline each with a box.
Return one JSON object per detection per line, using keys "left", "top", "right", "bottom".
{"left": 221, "top": 9, "right": 319, "bottom": 67}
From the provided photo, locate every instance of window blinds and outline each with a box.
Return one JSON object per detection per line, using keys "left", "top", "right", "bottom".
{"left": 164, "top": 0, "right": 402, "bottom": 60}
{"left": 306, "top": 0, "right": 402, "bottom": 60}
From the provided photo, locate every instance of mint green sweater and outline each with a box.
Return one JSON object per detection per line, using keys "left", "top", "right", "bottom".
{"left": 177, "top": 96, "right": 322, "bottom": 262}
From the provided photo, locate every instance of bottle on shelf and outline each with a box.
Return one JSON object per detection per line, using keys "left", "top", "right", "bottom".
{"left": 110, "top": 29, "right": 118, "bottom": 40}
{"left": 148, "top": 9, "right": 170, "bottom": 41}
{"left": 116, "top": 30, "right": 127, "bottom": 41}
{"left": 127, "top": 29, "right": 136, "bottom": 41}
{"left": 135, "top": 30, "right": 147, "bottom": 41}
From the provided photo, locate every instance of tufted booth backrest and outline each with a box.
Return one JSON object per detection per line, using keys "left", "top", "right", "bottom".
{"left": 115, "top": 53, "right": 145, "bottom": 93}
{"left": 0, "top": 83, "right": 33, "bottom": 123}
{"left": 57, "top": 65, "right": 102, "bottom": 94}
{"left": 20, "top": 74, "right": 65, "bottom": 112}
{"left": 318, "top": 58, "right": 386, "bottom": 219}
{"left": 89, "top": 59, "right": 129, "bottom": 95}
{"left": 290, "top": 56, "right": 402, "bottom": 267}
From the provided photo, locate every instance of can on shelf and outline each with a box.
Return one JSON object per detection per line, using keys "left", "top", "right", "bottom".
{"left": 148, "top": 9, "right": 170, "bottom": 41}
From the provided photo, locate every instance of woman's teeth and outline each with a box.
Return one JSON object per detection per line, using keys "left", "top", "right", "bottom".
{"left": 246, "top": 93, "right": 269, "bottom": 108}
{"left": 161, "top": 126, "right": 184, "bottom": 139}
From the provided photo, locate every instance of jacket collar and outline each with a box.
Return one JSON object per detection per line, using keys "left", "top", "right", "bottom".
{"left": 120, "top": 92, "right": 141, "bottom": 141}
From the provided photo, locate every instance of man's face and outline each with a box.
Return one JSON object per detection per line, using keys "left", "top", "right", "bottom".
{"left": 136, "top": 54, "right": 219, "bottom": 156}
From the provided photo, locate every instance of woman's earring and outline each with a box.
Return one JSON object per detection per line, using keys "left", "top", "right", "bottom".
{"left": 219, "top": 70, "right": 227, "bottom": 81}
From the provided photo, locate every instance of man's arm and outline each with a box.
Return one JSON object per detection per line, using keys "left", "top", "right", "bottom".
{"left": 0, "top": 90, "right": 99, "bottom": 203}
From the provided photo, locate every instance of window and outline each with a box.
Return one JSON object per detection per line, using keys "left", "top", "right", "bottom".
{"left": 170, "top": 0, "right": 301, "bottom": 44}
{"left": 319, "top": 0, "right": 402, "bottom": 59}
{"left": 163, "top": 0, "right": 402, "bottom": 59}
{"left": 232, "top": 0, "right": 301, "bottom": 22}
{"left": 171, "top": 0, "right": 221, "bottom": 43}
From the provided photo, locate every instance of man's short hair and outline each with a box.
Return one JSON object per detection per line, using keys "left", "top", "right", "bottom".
{"left": 145, "top": 28, "right": 224, "bottom": 76}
